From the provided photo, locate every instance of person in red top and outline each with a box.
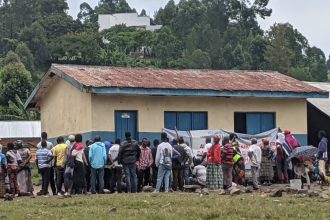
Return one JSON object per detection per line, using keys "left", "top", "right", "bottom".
{"left": 206, "top": 135, "right": 223, "bottom": 190}
{"left": 221, "top": 136, "right": 234, "bottom": 189}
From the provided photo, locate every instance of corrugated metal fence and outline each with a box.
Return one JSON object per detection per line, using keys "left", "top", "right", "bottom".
{"left": 0, "top": 121, "right": 41, "bottom": 139}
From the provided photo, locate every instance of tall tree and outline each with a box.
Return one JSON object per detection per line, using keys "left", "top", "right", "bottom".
{"left": 0, "top": 51, "right": 32, "bottom": 105}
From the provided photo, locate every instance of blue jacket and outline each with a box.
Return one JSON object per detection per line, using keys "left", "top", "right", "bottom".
{"left": 89, "top": 142, "right": 107, "bottom": 169}
{"left": 318, "top": 137, "right": 328, "bottom": 161}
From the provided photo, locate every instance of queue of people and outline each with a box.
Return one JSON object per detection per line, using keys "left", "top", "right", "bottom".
{"left": 0, "top": 129, "right": 329, "bottom": 198}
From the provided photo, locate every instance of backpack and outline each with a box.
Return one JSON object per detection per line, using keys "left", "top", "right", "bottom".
{"left": 66, "top": 145, "right": 76, "bottom": 168}
{"left": 163, "top": 148, "right": 172, "bottom": 170}
{"left": 285, "top": 135, "right": 300, "bottom": 149}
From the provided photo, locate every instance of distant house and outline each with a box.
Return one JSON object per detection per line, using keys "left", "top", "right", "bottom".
{"left": 25, "top": 64, "right": 328, "bottom": 145}
{"left": 306, "top": 82, "right": 330, "bottom": 146}
{"left": 98, "top": 13, "right": 162, "bottom": 32}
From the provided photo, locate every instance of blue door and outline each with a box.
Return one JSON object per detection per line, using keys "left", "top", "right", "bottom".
{"left": 115, "top": 111, "right": 138, "bottom": 141}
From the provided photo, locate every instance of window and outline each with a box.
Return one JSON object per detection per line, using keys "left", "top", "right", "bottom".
{"left": 164, "top": 112, "right": 208, "bottom": 130}
{"left": 234, "top": 112, "right": 275, "bottom": 134}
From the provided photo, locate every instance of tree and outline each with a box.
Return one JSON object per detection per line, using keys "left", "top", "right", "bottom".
{"left": 154, "top": 0, "right": 177, "bottom": 26}
{"left": 183, "top": 49, "right": 211, "bottom": 69}
{"left": 152, "top": 27, "right": 181, "bottom": 67}
{"left": 0, "top": 51, "right": 32, "bottom": 105}
{"left": 2, "top": 95, "right": 39, "bottom": 120}
{"left": 306, "top": 46, "right": 328, "bottom": 82}
{"left": 15, "top": 42, "right": 35, "bottom": 73}
{"left": 20, "top": 22, "right": 49, "bottom": 66}
{"left": 50, "top": 32, "right": 103, "bottom": 65}
{"left": 140, "top": 9, "right": 147, "bottom": 16}
{"left": 264, "top": 24, "right": 294, "bottom": 74}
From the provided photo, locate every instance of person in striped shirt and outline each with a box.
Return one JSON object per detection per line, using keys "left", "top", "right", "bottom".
{"left": 36, "top": 141, "right": 54, "bottom": 196}
{"left": 221, "top": 136, "right": 235, "bottom": 190}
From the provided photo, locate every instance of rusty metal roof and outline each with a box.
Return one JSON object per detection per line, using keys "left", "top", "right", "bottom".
{"left": 52, "top": 64, "right": 324, "bottom": 93}
{"left": 25, "top": 64, "right": 329, "bottom": 109}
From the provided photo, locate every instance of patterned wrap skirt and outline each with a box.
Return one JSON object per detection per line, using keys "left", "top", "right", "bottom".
{"left": 206, "top": 163, "right": 223, "bottom": 189}
{"left": 260, "top": 157, "right": 273, "bottom": 179}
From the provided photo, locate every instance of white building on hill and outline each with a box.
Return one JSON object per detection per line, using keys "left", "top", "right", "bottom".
{"left": 98, "top": 13, "right": 162, "bottom": 32}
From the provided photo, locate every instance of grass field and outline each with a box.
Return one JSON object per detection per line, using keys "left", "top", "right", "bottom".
{"left": 0, "top": 192, "right": 330, "bottom": 220}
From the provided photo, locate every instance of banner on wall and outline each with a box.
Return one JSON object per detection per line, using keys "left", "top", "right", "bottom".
{"left": 163, "top": 128, "right": 279, "bottom": 169}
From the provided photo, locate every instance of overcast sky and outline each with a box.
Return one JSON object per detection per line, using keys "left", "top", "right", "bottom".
{"left": 68, "top": 0, "right": 330, "bottom": 57}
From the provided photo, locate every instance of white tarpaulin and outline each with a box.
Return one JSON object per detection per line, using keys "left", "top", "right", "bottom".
{"left": 0, "top": 121, "right": 41, "bottom": 138}
{"left": 163, "top": 128, "right": 279, "bottom": 169}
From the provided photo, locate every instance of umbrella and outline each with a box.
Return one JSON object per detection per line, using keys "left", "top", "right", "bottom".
{"left": 287, "top": 146, "right": 319, "bottom": 161}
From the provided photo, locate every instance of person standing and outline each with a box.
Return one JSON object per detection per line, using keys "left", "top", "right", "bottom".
{"left": 118, "top": 132, "right": 141, "bottom": 193}
{"left": 37, "top": 132, "right": 56, "bottom": 195}
{"left": 221, "top": 136, "right": 234, "bottom": 190}
{"left": 275, "top": 134, "right": 289, "bottom": 184}
{"left": 259, "top": 138, "right": 273, "bottom": 185}
{"left": 103, "top": 141, "right": 112, "bottom": 191}
{"left": 136, "top": 138, "right": 153, "bottom": 192}
{"left": 0, "top": 144, "right": 7, "bottom": 198}
{"left": 151, "top": 139, "right": 160, "bottom": 188}
{"left": 84, "top": 139, "right": 93, "bottom": 193}
{"left": 16, "top": 140, "right": 33, "bottom": 196}
{"left": 284, "top": 129, "right": 300, "bottom": 149}
{"left": 317, "top": 130, "right": 328, "bottom": 182}
{"left": 71, "top": 134, "right": 88, "bottom": 195}
{"left": 53, "top": 136, "right": 68, "bottom": 195}
{"left": 203, "top": 138, "right": 212, "bottom": 159}
{"left": 154, "top": 133, "right": 173, "bottom": 193}
{"left": 6, "top": 143, "right": 22, "bottom": 196}
{"left": 248, "top": 138, "right": 262, "bottom": 190}
{"left": 179, "top": 137, "right": 193, "bottom": 185}
{"left": 36, "top": 141, "right": 53, "bottom": 196}
{"left": 109, "top": 139, "right": 123, "bottom": 193}
{"left": 89, "top": 136, "right": 107, "bottom": 194}
{"left": 172, "top": 139, "right": 187, "bottom": 191}
{"left": 206, "top": 135, "right": 223, "bottom": 190}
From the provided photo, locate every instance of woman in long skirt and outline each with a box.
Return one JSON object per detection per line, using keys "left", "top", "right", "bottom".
{"left": 206, "top": 135, "right": 223, "bottom": 190}
{"left": 16, "top": 141, "right": 33, "bottom": 196}
{"left": 259, "top": 138, "right": 273, "bottom": 185}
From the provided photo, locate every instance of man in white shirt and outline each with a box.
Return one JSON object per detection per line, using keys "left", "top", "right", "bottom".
{"left": 109, "top": 139, "right": 123, "bottom": 193}
{"left": 248, "top": 138, "right": 262, "bottom": 190}
{"left": 154, "top": 133, "right": 173, "bottom": 193}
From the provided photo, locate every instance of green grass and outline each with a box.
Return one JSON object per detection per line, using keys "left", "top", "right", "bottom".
{"left": 0, "top": 192, "right": 330, "bottom": 219}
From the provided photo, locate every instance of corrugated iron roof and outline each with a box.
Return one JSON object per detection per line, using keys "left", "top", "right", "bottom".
{"left": 52, "top": 64, "right": 324, "bottom": 93}
{"left": 305, "top": 82, "right": 330, "bottom": 116}
{"left": 25, "top": 64, "right": 329, "bottom": 109}
{"left": 0, "top": 121, "right": 41, "bottom": 138}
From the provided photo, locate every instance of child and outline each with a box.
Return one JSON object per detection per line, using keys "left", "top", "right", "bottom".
{"left": 36, "top": 141, "right": 53, "bottom": 196}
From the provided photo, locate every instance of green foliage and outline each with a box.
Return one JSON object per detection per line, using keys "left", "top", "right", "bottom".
{"left": 20, "top": 22, "right": 49, "bottom": 66}
{"left": 0, "top": 52, "right": 32, "bottom": 105}
{"left": 0, "top": 0, "right": 329, "bottom": 121}
{"left": 15, "top": 42, "right": 35, "bottom": 73}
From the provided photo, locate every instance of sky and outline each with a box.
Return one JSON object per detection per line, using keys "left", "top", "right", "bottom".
{"left": 68, "top": 0, "right": 330, "bottom": 56}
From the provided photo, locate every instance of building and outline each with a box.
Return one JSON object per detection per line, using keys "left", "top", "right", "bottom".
{"left": 305, "top": 82, "right": 330, "bottom": 146}
{"left": 25, "top": 64, "right": 328, "bottom": 145}
{"left": 98, "top": 13, "right": 162, "bottom": 32}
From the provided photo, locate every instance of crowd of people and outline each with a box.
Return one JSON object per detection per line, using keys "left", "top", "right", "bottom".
{"left": 0, "top": 129, "right": 329, "bottom": 198}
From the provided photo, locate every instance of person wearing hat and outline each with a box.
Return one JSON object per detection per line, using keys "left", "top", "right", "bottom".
{"left": 206, "top": 134, "right": 223, "bottom": 190}
{"left": 248, "top": 138, "right": 262, "bottom": 190}
{"left": 16, "top": 140, "right": 33, "bottom": 196}
{"left": 284, "top": 129, "right": 300, "bottom": 149}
